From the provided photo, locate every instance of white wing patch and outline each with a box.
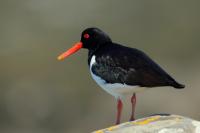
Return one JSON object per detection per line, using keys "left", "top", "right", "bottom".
{"left": 90, "top": 55, "right": 147, "bottom": 99}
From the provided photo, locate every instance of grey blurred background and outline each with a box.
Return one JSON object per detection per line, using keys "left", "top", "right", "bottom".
{"left": 0, "top": 0, "right": 200, "bottom": 132}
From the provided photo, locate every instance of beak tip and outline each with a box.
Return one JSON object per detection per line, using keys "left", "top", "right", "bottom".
{"left": 57, "top": 56, "right": 63, "bottom": 61}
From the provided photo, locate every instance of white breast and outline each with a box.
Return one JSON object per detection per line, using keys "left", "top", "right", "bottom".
{"left": 89, "top": 55, "right": 147, "bottom": 99}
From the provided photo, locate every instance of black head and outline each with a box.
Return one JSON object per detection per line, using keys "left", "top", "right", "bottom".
{"left": 57, "top": 27, "right": 111, "bottom": 60}
{"left": 81, "top": 28, "right": 112, "bottom": 50}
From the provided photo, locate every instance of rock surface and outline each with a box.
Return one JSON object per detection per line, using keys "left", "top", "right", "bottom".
{"left": 92, "top": 115, "right": 200, "bottom": 133}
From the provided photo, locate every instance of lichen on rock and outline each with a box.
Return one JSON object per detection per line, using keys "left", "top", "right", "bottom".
{"left": 92, "top": 115, "right": 200, "bottom": 133}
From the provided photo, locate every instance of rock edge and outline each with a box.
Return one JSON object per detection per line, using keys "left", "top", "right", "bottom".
{"left": 92, "top": 115, "right": 200, "bottom": 133}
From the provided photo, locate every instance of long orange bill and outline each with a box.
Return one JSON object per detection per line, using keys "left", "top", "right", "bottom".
{"left": 57, "top": 42, "right": 83, "bottom": 60}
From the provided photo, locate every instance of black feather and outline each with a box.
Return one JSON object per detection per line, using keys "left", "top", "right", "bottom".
{"left": 90, "top": 43, "right": 185, "bottom": 88}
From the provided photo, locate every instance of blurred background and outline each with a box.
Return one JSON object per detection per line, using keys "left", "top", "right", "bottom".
{"left": 0, "top": 0, "right": 200, "bottom": 132}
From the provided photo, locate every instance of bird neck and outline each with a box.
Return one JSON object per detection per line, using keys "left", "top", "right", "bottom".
{"left": 88, "top": 49, "right": 96, "bottom": 66}
{"left": 87, "top": 42, "right": 110, "bottom": 66}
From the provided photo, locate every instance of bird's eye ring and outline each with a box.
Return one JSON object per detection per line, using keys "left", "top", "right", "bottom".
{"left": 84, "top": 34, "right": 90, "bottom": 39}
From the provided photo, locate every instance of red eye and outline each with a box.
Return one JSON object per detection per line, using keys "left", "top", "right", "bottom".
{"left": 84, "top": 33, "right": 90, "bottom": 39}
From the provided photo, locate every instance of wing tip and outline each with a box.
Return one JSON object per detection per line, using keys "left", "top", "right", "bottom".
{"left": 172, "top": 82, "right": 185, "bottom": 89}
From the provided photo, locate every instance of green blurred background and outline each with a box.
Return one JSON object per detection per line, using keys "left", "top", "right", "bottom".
{"left": 0, "top": 0, "right": 200, "bottom": 132}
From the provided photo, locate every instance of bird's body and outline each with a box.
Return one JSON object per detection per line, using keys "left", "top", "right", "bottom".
{"left": 58, "top": 27, "right": 185, "bottom": 124}
{"left": 88, "top": 42, "right": 184, "bottom": 98}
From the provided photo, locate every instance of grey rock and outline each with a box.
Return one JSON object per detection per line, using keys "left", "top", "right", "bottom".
{"left": 92, "top": 115, "right": 200, "bottom": 133}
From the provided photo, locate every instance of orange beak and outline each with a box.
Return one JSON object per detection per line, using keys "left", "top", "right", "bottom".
{"left": 57, "top": 42, "right": 83, "bottom": 60}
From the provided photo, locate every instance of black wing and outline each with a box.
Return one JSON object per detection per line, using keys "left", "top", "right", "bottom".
{"left": 91, "top": 43, "right": 184, "bottom": 88}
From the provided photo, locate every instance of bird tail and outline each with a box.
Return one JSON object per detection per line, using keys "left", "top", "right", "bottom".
{"left": 171, "top": 81, "right": 185, "bottom": 89}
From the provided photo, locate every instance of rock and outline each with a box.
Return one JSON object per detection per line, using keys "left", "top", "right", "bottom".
{"left": 92, "top": 115, "right": 200, "bottom": 133}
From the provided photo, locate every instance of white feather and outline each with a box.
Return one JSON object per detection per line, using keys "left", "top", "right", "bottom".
{"left": 90, "top": 55, "right": 147, "bottom": 99}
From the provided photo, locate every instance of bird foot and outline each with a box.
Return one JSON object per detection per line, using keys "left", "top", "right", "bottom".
{"left": 129, "top": 115, "right": 135, "bottom": 121}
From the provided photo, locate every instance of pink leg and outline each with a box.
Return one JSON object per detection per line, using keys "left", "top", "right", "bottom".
{"left": 130, "top": 93, "right": 136, "bottom": 121}
{"left": 116, "top": 99, "right": 123, "bottom": 125}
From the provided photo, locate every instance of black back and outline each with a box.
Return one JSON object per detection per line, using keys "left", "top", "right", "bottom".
{"left": 90, "top": 43, "right": 184, "bottom": 88}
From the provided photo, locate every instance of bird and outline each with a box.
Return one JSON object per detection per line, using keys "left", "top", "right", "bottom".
{"left": 57, "top": 27, "right": 185, "bottom": 125}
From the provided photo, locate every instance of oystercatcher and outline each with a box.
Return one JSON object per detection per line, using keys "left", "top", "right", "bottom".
{"left": 57, "top": 27, "right": 185, "bottom": 124}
